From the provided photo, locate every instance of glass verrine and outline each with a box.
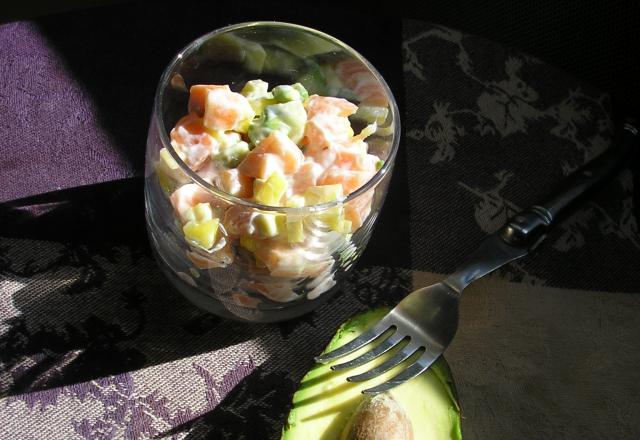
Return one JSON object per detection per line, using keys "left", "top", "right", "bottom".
{"left": 145, "top": 22, "right": 400, "bottom": 322}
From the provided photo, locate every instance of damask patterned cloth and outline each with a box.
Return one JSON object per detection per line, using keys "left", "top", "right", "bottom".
{"left": 402, "top": 20, "right": 639, "bottom": 291}
{"left": 1, "top": 9, "right": 639, "bottom": 440}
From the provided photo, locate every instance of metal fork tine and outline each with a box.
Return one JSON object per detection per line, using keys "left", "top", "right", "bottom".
{"left": 330, "top": 333, "right": 406, "bottom": 371}
{"left": 362, "top": 351, "right": 440, "bottom": 394}
{"left": 315, "top": 319, "right": 393, "bottom": 363}
{"left": 346, "top": 342, "right": 420, "bottom": 383}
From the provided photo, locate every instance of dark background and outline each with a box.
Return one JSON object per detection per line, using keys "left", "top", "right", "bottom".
{"left": 2, "top": 0, "right": 639, "bottom": 116}
{"left": 1, "top": 0, "right": 638, "bottom": 270}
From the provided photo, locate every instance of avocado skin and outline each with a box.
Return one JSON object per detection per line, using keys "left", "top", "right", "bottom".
{"left": 281, "top": 308, "right": 462, "bottom": 440}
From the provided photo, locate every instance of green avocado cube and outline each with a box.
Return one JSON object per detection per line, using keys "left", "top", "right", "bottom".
{"left": 241, "top": 79, "right": 269, "bottom": 98}
{"left": 241, "top": 79, "right": 277, "bottom": 114}
{"left": 248, "top": 100, "right": 307, "bottom": 145}
{"left": 272, "top": 85, "right": 302, "bottom": 102}
{"left": 216, "top": 140, "right": 250, "bottom": 168}
{"left": 292, "top": 83, "right": 309, "bottom": 101}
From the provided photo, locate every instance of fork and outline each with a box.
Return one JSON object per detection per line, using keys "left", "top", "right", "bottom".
{"left": 316, "top": 119, "right": 638, "bottom": 394}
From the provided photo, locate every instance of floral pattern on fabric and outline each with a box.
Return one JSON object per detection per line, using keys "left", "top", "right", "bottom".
{"left": 402, "top": 20, "right": 639, "bottom": 291}
{"left": 0, "top": 236, "right": 412, "bottom": 439}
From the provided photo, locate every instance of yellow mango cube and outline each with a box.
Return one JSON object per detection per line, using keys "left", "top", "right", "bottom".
{"left": 253, "top": 178, "right": 266, "bottom": 195}
{"left": 240, "top": 235, "right": 257, "bottom": 253}
{"left": 286, "top": 219, "right": 305, "bottom": 243}
{"left": 303, "top": 184, "right": 343, "bottom": 205}
{"left": 182, "top": 202, "right": 213, "bottom": 223}
{"left": 254, "top": 171, "right": 288, "bottom": 206}
{"left": 156, "top": 166, "right": 174, "bottom": 194}
{"left": 318, "top": 206, "right": 344, "bottom": 231}
{"left": 285, "top": 195, "right": 306, "bottom": 208}
{"left": 253, "top": 213, "right": 280, "bottom": 238}
{"left": 156, "top": 148, "right": 186, "bottom": 193}
{"left": 337, "top": 219, "right": 353, "bottom": 234}
{"left": 183, "top": 218, "right": 219, "bottom": 249}
{"left": 159, "top": 148, "right": 180, "bottom": 169}
{"left": 193, "top": 203, "right": 213, "bottom": 221}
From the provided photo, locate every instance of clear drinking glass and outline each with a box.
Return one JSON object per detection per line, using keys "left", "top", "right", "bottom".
{"left": 144, "top": 22, "right": 400, "bottom": 322}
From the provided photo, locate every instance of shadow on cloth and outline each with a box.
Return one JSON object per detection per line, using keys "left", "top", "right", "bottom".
{"left": 153, "top": 269, "right": 414, "bottom": 440}
{"left": 1, "top": 180, "right": 414, "bottom": 439}
{"left": 31, "top": 1, "right": 411, "bottom": 270}
{"left": 0, "top": 180, "right": 259, "bottom": 397}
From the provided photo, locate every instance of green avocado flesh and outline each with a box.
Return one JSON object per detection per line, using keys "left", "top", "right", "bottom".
{"left": 282, "top": 309, "right": 462, "bottom": 440}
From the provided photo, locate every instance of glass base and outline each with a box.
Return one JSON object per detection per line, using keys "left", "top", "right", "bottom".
{"left": 152, "top": 248, "right": 340, "bottom": 323}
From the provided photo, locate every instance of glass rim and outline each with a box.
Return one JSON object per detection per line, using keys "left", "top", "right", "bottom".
{"left": 153, "top": 21, "right": 401, "bottom": 214}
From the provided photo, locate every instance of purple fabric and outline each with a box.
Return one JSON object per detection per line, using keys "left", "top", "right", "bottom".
{"left": 0, "top": 22, "right": 137, "bottom": 203}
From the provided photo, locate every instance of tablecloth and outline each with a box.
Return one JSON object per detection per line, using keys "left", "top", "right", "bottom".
{"left": 1, "top": 3, "right": 639, "bottom": 439}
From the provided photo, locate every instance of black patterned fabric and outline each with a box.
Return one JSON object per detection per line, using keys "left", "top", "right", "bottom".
{"left": 402, "top": 20, "right": 639, "bottom": 291}
{"left": 0, "top": 187, "right": 412, "bottom": 438}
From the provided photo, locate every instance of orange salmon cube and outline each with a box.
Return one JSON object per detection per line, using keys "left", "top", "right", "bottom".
{"left": 188, "top": 85, "right": 231, "bottom": 116}
{"left": 170, "top": 114, "right": 219, "bottom": 171}
{"left": 344, "top": 189, "right": 374, "bottom": 229}
{"left": 306, "top": 95, "right": 358, "bottom": 118}
{"left": 237, "top": 152, "right": 284, "bottom": 180}
{"left": 304, "top": 114, "right": 353, "bottom": 153}
{"left": 253, "top": 131, "right": 304, "bottom": 174}
{"left": 254, "top": 242, "right": 330, "bottom": 278}
{"left": 203, "top": 87, "right": 255, "bottom": 132}
{"left": 170, "top": 183, "right": 219, "bottom": 222}
{"left": 335, "top": 148, "right": 379, "bottom": 173}
{"left": 222, "top": 205, "right": 254, "bottom": 237}
{"left": 318, "top": 167, "right": 373, "bottom": 195}
{"left": 335, "top": 59, "right": 388, "bottom": 107}
{"left": 292, "top": 161, "right": 324, "bottom": 194}
{"left": 220, "top": 168, "right": 253, "bottom": 198}
{"left": 308, "top": 146, "right": 338, "bottom": 169}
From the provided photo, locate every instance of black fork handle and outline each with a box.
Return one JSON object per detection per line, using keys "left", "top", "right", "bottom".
{"left": 500, "top": 119, "right": 638, "bottom": 248}
{"left": 444, "top": 118, "right": 638, "bottom": 294}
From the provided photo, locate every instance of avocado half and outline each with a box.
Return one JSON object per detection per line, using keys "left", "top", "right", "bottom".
{"left": 282, "top": 309, "right": 462, "bottom": 439}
